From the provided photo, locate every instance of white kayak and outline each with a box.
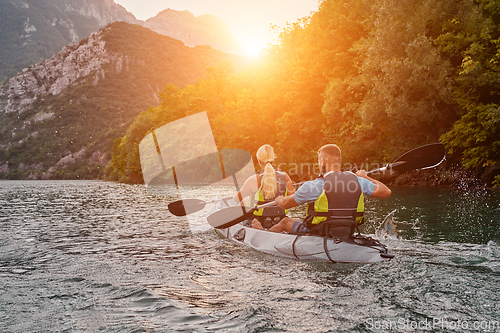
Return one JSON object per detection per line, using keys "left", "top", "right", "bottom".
{"left": 210, "top": 199, "right": 395, "bottom": 263}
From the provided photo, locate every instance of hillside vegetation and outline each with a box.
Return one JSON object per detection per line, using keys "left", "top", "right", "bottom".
{"left": 108, "top": 0, "right": 500, "bottom": 187}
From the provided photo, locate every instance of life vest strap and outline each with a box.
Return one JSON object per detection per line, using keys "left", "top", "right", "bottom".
{"left": 306, "top": 206, "right": 363, "bottom": 219}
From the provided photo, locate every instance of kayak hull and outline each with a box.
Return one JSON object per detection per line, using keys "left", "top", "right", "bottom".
{"left": 210, "top": 199, "right": 394, "bottom": 263}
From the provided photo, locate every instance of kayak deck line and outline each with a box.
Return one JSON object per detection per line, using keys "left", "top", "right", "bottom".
{"left": 210, "top": 199, "right": 395, "bottom": 263}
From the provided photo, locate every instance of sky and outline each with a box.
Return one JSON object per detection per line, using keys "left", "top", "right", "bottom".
{"left": 113, "top": 0, "right": 320, "bottom": 56}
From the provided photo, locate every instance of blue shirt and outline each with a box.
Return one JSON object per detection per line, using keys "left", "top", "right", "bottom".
{"left": 293, "top": 174, "right": 375, "bottom": 205}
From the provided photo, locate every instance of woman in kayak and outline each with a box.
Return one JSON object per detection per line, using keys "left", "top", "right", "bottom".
{"left": 232, "top": 144, "right": 295, "bottom": 229}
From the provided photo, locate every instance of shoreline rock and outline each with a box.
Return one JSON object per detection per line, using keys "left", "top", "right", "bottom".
{"left": 291, "top": 162, "right": 499, "bottom": 191}
{"left": 376, "top": 163, "right": 499, "bottom": 191}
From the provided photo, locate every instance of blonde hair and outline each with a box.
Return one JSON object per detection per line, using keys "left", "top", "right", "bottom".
{"left": 256, "top": 144, "right": 277, "bottom": 200}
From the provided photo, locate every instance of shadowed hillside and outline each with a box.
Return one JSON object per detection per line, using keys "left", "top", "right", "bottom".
{"left": 0, "top": 0, "right": 138, "bottom": 81}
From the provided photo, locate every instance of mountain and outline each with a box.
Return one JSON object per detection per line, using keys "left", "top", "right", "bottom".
{"left": 0, "top": 0, "right": 139, "bottom": 81}
{"left": 143, "top": 9, "right": 244, "bottom": 55}
{"left": 0, "top": 21, "right": 249, "bottom": 180}
{"left": 0, "top": 1, "right": 245, "bottom": 82}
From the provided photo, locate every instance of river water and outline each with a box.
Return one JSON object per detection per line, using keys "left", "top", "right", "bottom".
{"left": 0, "top": 180, "right": 499, "bottom": 332}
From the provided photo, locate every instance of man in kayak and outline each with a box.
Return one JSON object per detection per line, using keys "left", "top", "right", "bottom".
{"left": 232, "top": 144, "right": 295, "bottom": 229}
{"left": 253, "top": 144, "right": 391, "bottom": 236}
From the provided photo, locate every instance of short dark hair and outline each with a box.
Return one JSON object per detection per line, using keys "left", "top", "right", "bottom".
{"left": 318, "top": 144, "right": 341, "bottom": 160}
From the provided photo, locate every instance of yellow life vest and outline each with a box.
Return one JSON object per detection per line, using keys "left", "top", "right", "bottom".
{"left": 305, "top": 171, "right": 364, "bottom": 227}
{"left": 249, "top": 170, "right": 289, "bottom": 217}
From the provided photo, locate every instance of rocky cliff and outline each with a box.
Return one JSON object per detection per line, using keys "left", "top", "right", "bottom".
{"left": 1, "top": 32, "right": 112, "bottom": 115}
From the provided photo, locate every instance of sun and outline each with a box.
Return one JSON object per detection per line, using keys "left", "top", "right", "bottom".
{"left": 237, "top": 33, "right": 269, "bottom": 57}
{"left": 242, "top": 40, "right": 265, "bottom": 57}
{"left": 233, "top": 25, "right": 273, "bottom": 57}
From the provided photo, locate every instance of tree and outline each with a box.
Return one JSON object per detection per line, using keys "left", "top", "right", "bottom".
{"left": 323, "top": 0, "right": 457, "bottom": 164}
{"left": 437, "top": 0, "right": 500, "bottom": 168}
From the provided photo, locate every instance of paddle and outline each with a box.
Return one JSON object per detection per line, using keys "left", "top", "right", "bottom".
{"left": 168, "top": 196, "right": 233, "bottom": 216}
{"left": 367, "top": 143, "right": 445, "bottom": 175}
{"left": 207, "top": 143, "right": 446, "bottom": 229}
{"left": 207, "top": 201, "right": 277, "bottom": 229}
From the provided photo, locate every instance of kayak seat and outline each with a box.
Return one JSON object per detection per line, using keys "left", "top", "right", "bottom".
{"left": 309, "top": 219, "right": 356, "bottom": 239}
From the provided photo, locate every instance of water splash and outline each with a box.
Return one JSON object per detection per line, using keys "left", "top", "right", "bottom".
{"left": 375, "top": 209, "right": 399, "bottom": 239}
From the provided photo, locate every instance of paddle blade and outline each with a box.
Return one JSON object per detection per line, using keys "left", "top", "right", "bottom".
{"left": 207, "top": 206, "right": 253, "bottom": 229}
{"left": 390, "top": 143, "right": 445, "bottom": 173}
{"left": 168, "top": 199, "right": 206, "bottom": 216}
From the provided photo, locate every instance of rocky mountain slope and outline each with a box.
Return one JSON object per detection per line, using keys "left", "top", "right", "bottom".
{"left": 0, "top": 21, "right": 249, "bottom": 180}
{"left": 0, "top": 0, "right": 243, "bottom": 81}
{"left": 0, "top": 0, "right": 139, "bottom": 81}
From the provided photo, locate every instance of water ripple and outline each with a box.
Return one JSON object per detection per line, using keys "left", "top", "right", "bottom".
{"left": 0, "top": 181, "right": 499, "bottom": 332}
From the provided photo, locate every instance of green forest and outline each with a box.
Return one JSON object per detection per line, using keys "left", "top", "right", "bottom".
{"left": 107, "top": 0, "right": 500, "bottom": 187}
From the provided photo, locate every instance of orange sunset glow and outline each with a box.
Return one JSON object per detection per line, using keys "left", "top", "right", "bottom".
{"left": 114, "top": 0, "right": 320, "bottom": 56}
